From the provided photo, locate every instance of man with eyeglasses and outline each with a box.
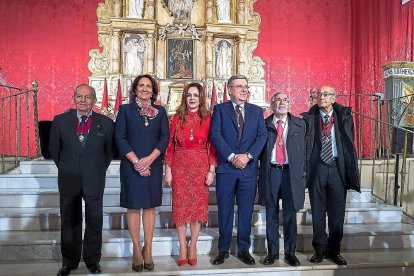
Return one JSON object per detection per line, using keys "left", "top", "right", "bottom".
{"left": 258, "top": 92, "right": 306, "bottom": 266}
{"left": 49, "top": 84, "right": 114, "bottom": 275}
{"left": 301, "top": 86, "right": 360, "bottom": 266}
{"left": 210, "top": 75, "right": 267, "bottom": 265}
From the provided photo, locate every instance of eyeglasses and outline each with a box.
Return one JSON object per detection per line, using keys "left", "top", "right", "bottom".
{"left": 231, "top": 85, "right": 249, "bottom": 91}
{"left": 316, "top": 93, "right": 335, "bottom": 98}
{"left": 273, "top": 98, "right": 290, "bottom": 103}
{"left": 75, "top": 94, "right": 94, "bottom": 101}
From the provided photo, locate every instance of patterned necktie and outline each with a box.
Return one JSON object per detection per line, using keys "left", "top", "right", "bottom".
{"left": 235, "top": 105, "right": 244, "bottom": 141}
{"left": 320, "top": 114, "right": 334, "bottom": 164}
{"left": 276, "top": 119, "right": 286, "bottom": 164}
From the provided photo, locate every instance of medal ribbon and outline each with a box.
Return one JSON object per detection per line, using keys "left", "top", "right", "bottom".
{"left": 76, "top": 116, "right": 92, "bottom": 136}
{"left": 321, "top": 114, "right": 334, "bottom": 137}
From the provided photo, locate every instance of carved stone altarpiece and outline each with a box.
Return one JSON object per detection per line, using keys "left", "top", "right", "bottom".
{"left": 88, "top": 0, "right": 266, "bottom": 115}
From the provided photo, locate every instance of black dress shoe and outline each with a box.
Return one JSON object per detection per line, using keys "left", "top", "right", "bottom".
{"left": 213, "top": 252, "right": 229, "bottom": 265}
{"left": 327, "top": 254, "right": 347, "bottom": 265}
{"left": 309, "top": 252, "right": 326, "bottom": 263}
{"left": 263, "top": 254, "right": 279, "bottom": 265}
{"left": 237, "top": 251, "right": 255, "bottom": 265}
{"left": 57, "top": 266, "right": 74, "bottom": 276}
{"left": 87, "top": 263, "right": 102, "bottom": 274}
{"left": 284, "top": 254, "right": 300, "bottom": 266}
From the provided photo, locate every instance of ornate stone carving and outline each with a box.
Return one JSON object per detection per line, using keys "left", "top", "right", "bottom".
{"left": 159, "top": 23, "right": 201, "bottom": 40}
{"left": 88, "top": 35, "right": 111, "bottom": 75}
{"left": 96, "top": 0, "right": 112, "bottom": 23}
{"left": 87, "top": 0, "right": 267, "bottom": 111}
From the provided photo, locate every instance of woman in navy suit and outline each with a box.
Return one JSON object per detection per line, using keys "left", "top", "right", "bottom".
{"left": 115, "top": 74, "right": 169, "bottom": 272}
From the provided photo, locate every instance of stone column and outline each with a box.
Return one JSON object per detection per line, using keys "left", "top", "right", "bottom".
{"left": 206, "top": 0, "right": 213, "bottom": 23}
{"left": 111, "top": 31, "right": 121, "bottom": 73}
{"left": 206, "top": 34, "right": 214, "bottom": 78}
{"left": 236, "top": 35, "right": 247, "bottom": 76}
{"left": 237, "top": 0, "right": 245, "bottom": 24}
{"left": 147, "top": 31, "right": 155, "bottom": 75}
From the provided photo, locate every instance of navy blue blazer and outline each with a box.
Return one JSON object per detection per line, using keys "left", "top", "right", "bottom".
{"left": 210, "top": 101, "right": 267, "bottom": 176}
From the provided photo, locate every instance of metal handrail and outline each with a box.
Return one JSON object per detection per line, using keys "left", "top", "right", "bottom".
{"left": 0, "top": 81, "right": 39, "bottom": 174}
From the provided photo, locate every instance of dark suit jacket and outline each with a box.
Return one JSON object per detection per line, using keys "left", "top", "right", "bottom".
{"left": 301, "top": 103, "right": 360, "bottom": 192}
{"left": 49, "top": 109, "right": 114, "bottom": 197}
{"left": 210, "top": 101, "right": 267, "bottom": 176}
{"left": 258, "top": 113, "right": 306, "bottom": 210}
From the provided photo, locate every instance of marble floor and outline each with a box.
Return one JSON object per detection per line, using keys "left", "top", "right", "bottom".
{"left": 1, "top": 249, "right": 414, "bottom": 276}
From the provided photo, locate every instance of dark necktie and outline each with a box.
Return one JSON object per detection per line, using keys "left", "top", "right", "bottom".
{"left": 235, "top": 105, "right": 244, "bottom": 141}
{"left": 80, "top": 115, "right": 87, "bottom": 129}
{"left": 80, "top": 116, "right": 88, "bottom": 147}
{"left": 320, "top": 114, "right": 334, "bottom": 164}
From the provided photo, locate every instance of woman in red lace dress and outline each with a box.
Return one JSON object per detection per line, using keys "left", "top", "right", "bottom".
{"left": 164, "top": 82, "right": 216, "bottom": 266}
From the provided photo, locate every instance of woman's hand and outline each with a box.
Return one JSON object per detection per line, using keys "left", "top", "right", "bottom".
{"left": 136, "top": 156, "right": 155, "bottom": 172}
{"left": 164, "top": 165, "right": 172, "bottom": 187}
{"left": 205, "top": 170, "right": 215, "bottom": 186}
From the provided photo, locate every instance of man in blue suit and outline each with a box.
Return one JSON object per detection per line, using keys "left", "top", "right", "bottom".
{"left": 210, "top": 75, "right": 267, "bottom": 265}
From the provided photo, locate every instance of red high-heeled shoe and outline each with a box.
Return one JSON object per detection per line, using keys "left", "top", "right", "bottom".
{"left": 187, "top": 258, "right": 197, "bottom": 266}
{"left": 177, "top": 258, "right": 187, "bottom": 266}
{"left": 187, "top": 245, "right": 197, "bottom": 266}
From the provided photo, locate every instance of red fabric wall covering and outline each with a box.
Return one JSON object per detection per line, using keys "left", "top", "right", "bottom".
{"left": 0, "top": 1, "right": 412, "bottom": 123}
{"left": 0, "top": 0, "right": 102, "bottom": 120}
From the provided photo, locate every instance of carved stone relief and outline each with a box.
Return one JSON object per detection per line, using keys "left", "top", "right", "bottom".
{"left": 88, "top": 0, "right": 267, "bottom": 112}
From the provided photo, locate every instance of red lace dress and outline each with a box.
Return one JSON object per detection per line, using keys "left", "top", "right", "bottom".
{"left": 165, "top": 111, "right": 217, "bottom": 226}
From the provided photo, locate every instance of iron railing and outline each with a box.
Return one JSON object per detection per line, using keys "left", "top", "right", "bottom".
{"left": 0, "top": 81, "right": 40, "bottom": 174}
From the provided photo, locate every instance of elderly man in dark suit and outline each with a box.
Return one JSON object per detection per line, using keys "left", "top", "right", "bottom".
{"left": 49, "top": 84, "right": 114, "bottom": 276}
{"left": 210, "top": 75, "right": 267, "bottom": 265}
{"left": 258, "top": 92, "right": 306, "bottom": 266}
{"left": 302, "top": 85, "right": 360, "bottom": 266}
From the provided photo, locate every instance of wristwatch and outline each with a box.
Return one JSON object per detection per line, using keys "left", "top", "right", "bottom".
{"left": 246, "top": 152, "right": 253, "bottom": 162}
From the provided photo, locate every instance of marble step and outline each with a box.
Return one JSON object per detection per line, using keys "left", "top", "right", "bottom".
{"left": 16, "top": 160, "right": 121, "bottom": 174}
{"left": 1, "top": 249, "right": 414, "bottom": 276}
{"left": 0, "top": 187, "right": 373, "bottom": 208}
{"left": 0, "top": 223, "right": 413, "bottom": 261}
{"left": 0, "top": 202, "right": 402, "bottom": 231}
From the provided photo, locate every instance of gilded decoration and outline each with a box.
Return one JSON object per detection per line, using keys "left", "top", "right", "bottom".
{"left": 88, "top": 0, "right": 267, "bottom": 115}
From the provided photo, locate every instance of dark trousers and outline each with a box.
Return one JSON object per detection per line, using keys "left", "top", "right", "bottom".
{"left": 216, "top": 172, "right": 257, "bottom": 253}
{"left": 266, "top": 168, "right": 296, "bottom": 256}
{"left": 60, "top": 194, "right": 103, "bottom": 268}
{"left": 308, "top": 160, "right": 347, "bottom": 255}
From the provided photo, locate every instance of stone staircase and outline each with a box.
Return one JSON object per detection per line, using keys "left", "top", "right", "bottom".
{"left": 0, "top": 160, "right": 413, "bottom": 276}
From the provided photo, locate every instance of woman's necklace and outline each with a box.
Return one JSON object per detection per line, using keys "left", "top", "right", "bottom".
{"left": 188, "top": 113, "right": 199, "bottom": 141}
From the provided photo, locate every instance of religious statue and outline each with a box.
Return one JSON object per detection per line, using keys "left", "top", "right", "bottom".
{"left": 216, "top": 0, "right": 230, "bottom": 22}
{"left": 124, "top": 37, "right": 146, "bottom": 76}
{"left": 128, "top": 0, "right": 144, "bottom": 19}
{"left": 165, "top": 0, "right": 194, "bottom": 20}
{"left": 215, "top": 40, "right": 232, "bottom": 78}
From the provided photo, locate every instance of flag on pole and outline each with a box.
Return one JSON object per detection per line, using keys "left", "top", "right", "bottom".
{"left": 101, "top": 78, "right": 109, "bottom": 113}
{"left": 223, "top": 81, "right": 228, "bottom": 102}
{"left": 114, "top": 79, "right": 122, "bottom": 115}
{"left": 210, "top": 81, "right": 217, "bottom": 110}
